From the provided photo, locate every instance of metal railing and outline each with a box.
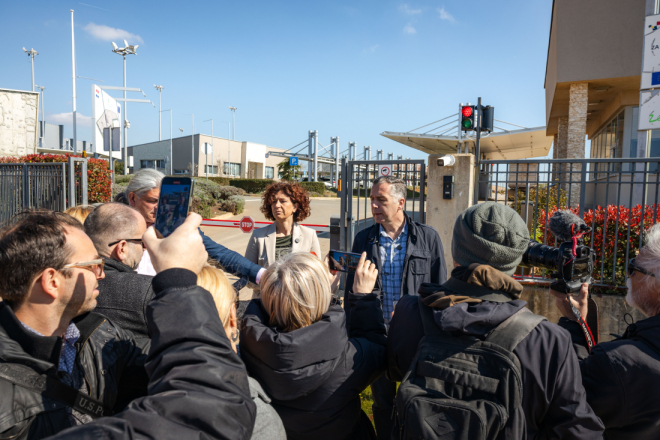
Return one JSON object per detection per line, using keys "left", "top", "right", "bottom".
{"left": 0, "top": 163, "right": 67, "bottom": 224}
{"left": 479, "top": 157, "right": 660, "bottom": 288}
{"left": 339, "top": 159, "right": 426, "bottom": 251}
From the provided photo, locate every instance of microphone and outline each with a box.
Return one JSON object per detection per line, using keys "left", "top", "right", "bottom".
{"left": 547, "top": 210, "right": 589, "bottom": 242}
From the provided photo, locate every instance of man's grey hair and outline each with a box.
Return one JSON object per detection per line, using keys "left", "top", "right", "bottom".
{"left": 126, "top": 169, "right": 165, "bottom": 198}
{"left": 83, "top": 203, "right": 140, "bottom": 255}
{"left": 373, "top": 176, "right": 407, "bottom": 201}
{"left": 635, "top": 223, "right": 660, "bottom": 291}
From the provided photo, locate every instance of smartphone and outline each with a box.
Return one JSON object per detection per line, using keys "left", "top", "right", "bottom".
{"left": 328, "top": 250, "right": 362, "bottom": 274}
{"left": 154, "top": 177, "right": 195, "bottom": 238}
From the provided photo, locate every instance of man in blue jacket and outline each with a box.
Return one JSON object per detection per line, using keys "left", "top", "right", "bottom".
{"left": 344, "top": 176, "right": 447, "bottom": 440}
{"left": 124, "top": 169, "right": 264, "bottom": 285}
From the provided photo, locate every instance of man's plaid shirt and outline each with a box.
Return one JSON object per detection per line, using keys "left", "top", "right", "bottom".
{"left": 379, "top": 221, "right": 408, "bottom": 327}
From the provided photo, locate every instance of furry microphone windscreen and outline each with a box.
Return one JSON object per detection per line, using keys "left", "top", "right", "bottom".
{"left": 547, "top": 210, "right": 586, "bottom": 241}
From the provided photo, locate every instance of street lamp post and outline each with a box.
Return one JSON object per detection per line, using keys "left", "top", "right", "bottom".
{"left": 183, "top": 114, "right": 194, "bottom": 177}
{"left": 161, "top": 109, "right": 172, "bottom": 175}
{"left": 229, "top": 107, "right": 237, "bottom": 140}
{"left": 35, "top": 85, "right": 45, "bottom": 147}
{"left": 154, "top": 85, "right": 164, "bottom": 140}
{"left": 112, "top": 40, "right": 138, "bottom": 175}
{"left": 23, "top": 47, "right": 38, "bottom": 92}
{"left": 203, "top": 119, "right": 214, "bottom": 181}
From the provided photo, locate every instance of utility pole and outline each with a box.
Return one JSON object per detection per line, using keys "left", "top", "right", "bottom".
{"left": 203, "top": 119, "right": 214, "bottom": 180}
{"left": 23, "top": 47, "right": 38, "bottom": 92}
{"left": 229, "top": 107, "right": 237, "bottom": 140}
{"left": 36, "top": 85, "right": 45, "bottom": 147}
{"left": 70, "top": 9, "right": 77, "bottom": 154}
{"left": 154, "top": 85, "right": 164, "bottom": 140}
{"left": 184, "top": 114, "right": 195, "bottom": 176}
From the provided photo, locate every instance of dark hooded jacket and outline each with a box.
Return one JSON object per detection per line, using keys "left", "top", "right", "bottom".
{"left": 387, "top": 265, "right": 604, "bottom": 440}
{"left": 559, "top": 313, "right": 660, "bottom": 440}
{"left": 240, "top": 293, "right": 387, "bottom": 440}
{"left": 95, "top": 258, "right": 155, "bottom": 338}
{"left": 44, "top": 268, "right": 257, "bottom": 440}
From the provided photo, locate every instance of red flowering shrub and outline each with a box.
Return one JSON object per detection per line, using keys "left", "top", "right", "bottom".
{"left": 0, "top": 153, "right": 112, "bottom": 203}
{"left": 535, "top": 204, "right": 660, "bottom": 289}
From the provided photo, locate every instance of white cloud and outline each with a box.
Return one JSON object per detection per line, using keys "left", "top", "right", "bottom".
{"left": 84, "top": 22, "right": 144, "bottom": 44}
{"left": 363, "top": 44, "right": 379, "bottom": 53}
{"left": 399, "top": 3, "right": 421, "bottom": 15}
{"left": 438, "top": 6, "right": 454, "bottom": 21}
{"left": 48, "top": 112, "right": 93, "bottom": 127}
{"left": 403, "top": 24, "right": 417, "bottom": 34}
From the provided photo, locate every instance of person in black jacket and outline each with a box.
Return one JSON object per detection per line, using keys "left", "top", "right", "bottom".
{"left": 84, "top": 203, "right": 154, "bottom": 337}
{"left": 552, "top": 222, "right": 660, "bottom": 440}
{"left": 240, "top": 252, "right": 386, "bottom": 440}
{"left": 45, "top": 213, "right": 258, "bottom": 440}
{"left": 387, "top": 202, "right": 604, "bottom": 440}
{"left": 344, "top": 176, "right": 447, "bottom": 440}
{"left": 0, "top": 211, "right": 150, "bottom": 439}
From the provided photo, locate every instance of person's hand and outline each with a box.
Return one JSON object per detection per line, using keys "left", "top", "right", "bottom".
{"left": 324, "top": 254, "right": 341, "bottom": 293}
{"left": 352, "top": 252, "right": 378, "bottom": 294}
{"left": 550, "top": 283, "right": 589, "bottom": 322}
{"left": 143, "top": 213, "right": 208, "bottom": 275}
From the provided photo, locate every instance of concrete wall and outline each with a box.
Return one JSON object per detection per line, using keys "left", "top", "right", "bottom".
{"left": 522, "top": 284, "right": 646, "bottom": 342}
{"left": 0, "top": 88, "right": 39, "bottom": 157}
{"left": 132, "top": 140, "right": 171, "bottom": 173}
{"left": 427, "top": 154, "right": 475, "bottom": 277}
{"left": 38, "top": 123, "right": 64, "bottom": 150}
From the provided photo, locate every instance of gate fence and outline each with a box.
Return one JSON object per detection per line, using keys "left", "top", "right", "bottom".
{"left": 339, "top": 159, "right": 426, "bottom": 251}
{"left": 0, "top": 158, "right": 88, "bottom": 225}
{"left": 479, "top": 157, "right": 660, "bottom": 288}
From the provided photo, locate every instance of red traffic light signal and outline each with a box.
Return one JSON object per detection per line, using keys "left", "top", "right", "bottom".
{"left": 461, "top": 105, "right": 475, "bottom": 131}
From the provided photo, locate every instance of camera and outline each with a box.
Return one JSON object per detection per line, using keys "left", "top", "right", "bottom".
{"left": 520, "top": 238, "right": 594, "bottom": 294}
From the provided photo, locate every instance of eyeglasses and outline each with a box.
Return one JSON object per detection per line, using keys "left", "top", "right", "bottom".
{"left": 61, "top": 258, "right": 105, "bottom": 279}
{"left": 627, "top": 258, "right": 655, "bottom": 278}
{"left": 108, "top": 238, "right": 145, "bottom": 249}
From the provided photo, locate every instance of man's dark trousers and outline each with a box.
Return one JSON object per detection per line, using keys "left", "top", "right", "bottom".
{"left": 344, "top": 212, "right": 447, "bottom": 440}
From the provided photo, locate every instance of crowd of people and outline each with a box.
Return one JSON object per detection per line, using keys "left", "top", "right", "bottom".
{"left": 0, "top": 168, "right": 659, "bottom": 440}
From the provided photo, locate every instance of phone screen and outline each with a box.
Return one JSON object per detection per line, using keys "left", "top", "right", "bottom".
{"left": 328, "top": 250, "right": 362, "bottom": 274}
{"left": 155, "top": 178, "right": 194, "bottom": 238}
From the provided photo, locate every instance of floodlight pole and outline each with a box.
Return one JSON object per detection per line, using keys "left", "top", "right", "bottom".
{"left": 184, "top": 114, "right": 195, "bottom": 176}
{"left": 70, "top": 10, "right": 77, "bottom": 154}
{"left": 160, "top": 109, "right": 172, "bottom": 175}
{"left": 154, "top": 85, "right": 163, "bottom": 140}
{"left": 122, "top": 54, "right": 126, "bottom": 175}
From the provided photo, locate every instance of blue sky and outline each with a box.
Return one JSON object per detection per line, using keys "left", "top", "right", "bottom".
{"left": 1, "top": 0, "right": 554, "bottom": 160}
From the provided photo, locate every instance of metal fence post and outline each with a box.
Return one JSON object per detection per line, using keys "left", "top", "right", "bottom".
{"left": 339, "top": 158, "right": 347, "bottom": 252}
{"left": 579, "top": 164, "right": 588, "bottom": 218}
{"left": 61, "top": 162, "right": 67, "bottom": 212}
{"left": 81, "top": 159, "right": 88, "bottom": 205}
{"left": 22, "top": 164, "right": 30, "bottom": 209}
{"left": 68, "top": 157, "right": 75, "bottom": 208}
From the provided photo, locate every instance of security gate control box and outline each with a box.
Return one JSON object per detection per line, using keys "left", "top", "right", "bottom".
{"left": 443, "top": 176, "right": 454, "bottom": 200}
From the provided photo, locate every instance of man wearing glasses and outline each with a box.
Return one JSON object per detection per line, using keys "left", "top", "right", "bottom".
{"left": 83, "top": 203, "right": 153, "bottom": 338}
{"left": 551, "top": 223, "right": 660, "bottom": 440}
{"left": 0, "top": 210, "right": 149, "bottom": 438}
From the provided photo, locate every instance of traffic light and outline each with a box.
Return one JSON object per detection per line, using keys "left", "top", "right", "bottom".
{"left": 480, "top": 106, "right": 494, "bottom": 133}
{"left": 461, "top": 105, "right": 475, "bottom": 131}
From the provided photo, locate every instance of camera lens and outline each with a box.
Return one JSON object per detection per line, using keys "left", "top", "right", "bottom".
{"left": 521, "top": 240, "right": 560, "bottom": 272}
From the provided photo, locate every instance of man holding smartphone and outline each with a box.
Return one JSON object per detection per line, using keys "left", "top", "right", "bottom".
{"left": 124, "top": 169, "right": 264, "bottom": 285}
{"left": 344, "top": 176, "right": 447, "bottom": 440}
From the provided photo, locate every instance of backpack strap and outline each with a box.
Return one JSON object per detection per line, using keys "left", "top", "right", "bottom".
{"left": 0, "top": 363, "right": 111, "bottom": 418}
{"left": 485, "top": 308, "right": 546, "bottom": 352}
{"left": 418, "top": 295, "right": 447, "bottom": 338}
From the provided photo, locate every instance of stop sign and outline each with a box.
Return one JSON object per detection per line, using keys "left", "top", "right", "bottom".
{"left": 239, "top": 216, "right": 255, "bottom": 234}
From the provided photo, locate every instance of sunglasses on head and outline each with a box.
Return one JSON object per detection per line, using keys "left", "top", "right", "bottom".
{"left": 627, "top": 258, "right": 655, "bottom": 278}
{"left": 61, "top": 258, "right": 105, "bottom": 279}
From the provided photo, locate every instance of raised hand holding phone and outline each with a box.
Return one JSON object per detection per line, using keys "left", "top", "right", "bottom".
{"left": 352, "top": 252, "right": 378, "bottom": 294}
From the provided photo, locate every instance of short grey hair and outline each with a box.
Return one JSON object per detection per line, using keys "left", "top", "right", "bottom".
{"left": 635, "top": 223, "right": 660, "bottom": 291}
{"left": 126, "top": 169, "right": 165, "bottom": 198}
{"left": 373, "top": 176, "right": 406, "bottom": 201}
{"left": 84, "top": 203, "right": 140, "bottom": 254}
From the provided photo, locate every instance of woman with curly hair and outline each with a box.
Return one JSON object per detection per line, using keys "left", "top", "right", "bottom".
{"left": 244, "top": 181, "right": 321, "bottom": 296}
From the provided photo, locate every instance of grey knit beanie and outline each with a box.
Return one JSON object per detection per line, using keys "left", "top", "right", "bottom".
{"left": 452, "top": 202, "right": 530, "bottom": 276}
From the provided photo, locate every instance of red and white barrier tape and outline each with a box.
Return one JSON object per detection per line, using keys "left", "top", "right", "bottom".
{"left": 201, "top": 218, "right": 330, "bottom": 233}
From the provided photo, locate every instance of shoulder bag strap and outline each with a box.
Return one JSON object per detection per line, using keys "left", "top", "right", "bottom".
{"left": 0, "top": 363, "right": 111, "bottom": 418}
{"left": 485, "top": 308, "right": 546, "bottom": 352}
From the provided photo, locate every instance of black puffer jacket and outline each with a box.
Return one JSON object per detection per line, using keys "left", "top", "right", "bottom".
{"left": 240, "top": 293, "right": 387, "bottom": 440}
{"left": 95, "top": 258, "right": 155, "bottom": 338}
{"left": 387, "top": 266, "right": 604, "bottom": 440}
{"left": 44, "top": 268, "right": 257, "bottom": 440}
{"left": 0, "top": 304, "right": 149, "bottom": 439}
{"left": 560, "top": 313, "right": 660, "bottom": 440}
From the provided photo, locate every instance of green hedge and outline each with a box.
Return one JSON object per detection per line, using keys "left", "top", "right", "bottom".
{"left": 229, "top": 178, "right": 274, "bottom": 193}
{"left": 207, "top": 177, "right": 231, "bottom": 186}
{"left": 299, "top": 181, "right": 326, "bottom": 194}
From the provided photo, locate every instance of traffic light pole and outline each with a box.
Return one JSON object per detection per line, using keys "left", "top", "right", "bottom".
{"left": 475, "top": 97, "right": 482, "bottom": 166}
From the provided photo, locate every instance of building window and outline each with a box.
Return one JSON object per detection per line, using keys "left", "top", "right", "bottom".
{"left": 223, "top": 162, "right": 241, "bottom": 176}
{"left": 174, "top": 169, "right": 188, "bottom": 175}
{"left": 591, "top": 110, "right": 625, "bottom": 176}
{"left": 205, "top": 165, "right": 218, "bottom": 174}
{"left": 265, "top": 166, "right": 274, "bottom": 179}
{"left": 140, "top": 159, "right": 165, "bottom": 169}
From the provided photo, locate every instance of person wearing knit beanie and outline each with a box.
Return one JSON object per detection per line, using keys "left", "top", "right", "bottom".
{"left": 452, "top": 202, "right": 530, "bottom": 276}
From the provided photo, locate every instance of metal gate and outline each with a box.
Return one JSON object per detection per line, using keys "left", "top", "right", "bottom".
{"left": 338, "top": 159, "right": 426, "bottom": 251}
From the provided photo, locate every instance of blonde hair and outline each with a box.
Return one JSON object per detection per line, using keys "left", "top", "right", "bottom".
{"left": 197, "top": 263, "right": 236, "bottom": 327}
{"left": 261, "top": 252, "right": 331, "bottom": 332}
{"left": 64, "top": 205, "right": 95, "bottom": 223}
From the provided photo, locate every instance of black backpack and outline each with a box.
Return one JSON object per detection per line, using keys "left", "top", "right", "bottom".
{"left": 394, "top": 297, "right": 545, "bottom": 440}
